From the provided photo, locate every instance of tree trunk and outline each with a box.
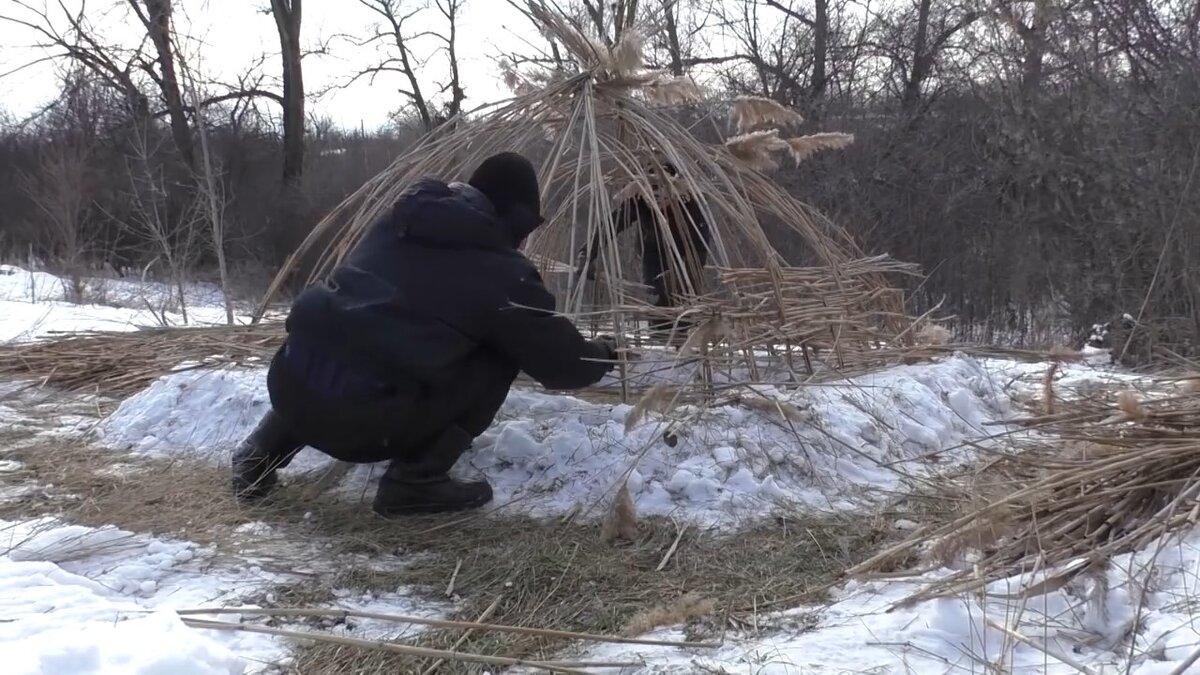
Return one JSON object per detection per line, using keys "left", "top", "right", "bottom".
{"left": 142, "top": 0, "right": 195, "bottom": 170}
{"left": 271, "top": 0, "right": 305, "bottom": 185}
{"left": 902, "top": 0, "right": 933, "bottom": 115}
{"left": 812, "top": 0, "right": 828, "bottom": 103}
{"left": 662, "top": 0, "right": 685, "bottom": 76}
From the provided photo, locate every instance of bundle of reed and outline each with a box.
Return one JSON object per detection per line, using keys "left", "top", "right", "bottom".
{"left": 0, "top": 324, "right": 284, "bottom": 396}
{"left": 846, "top": 376, "right": 1200, "bottom": 607}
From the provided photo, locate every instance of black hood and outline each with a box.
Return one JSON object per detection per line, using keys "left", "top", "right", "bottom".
{"left": 386, "top": 179, "right": 520, "bottom": 250}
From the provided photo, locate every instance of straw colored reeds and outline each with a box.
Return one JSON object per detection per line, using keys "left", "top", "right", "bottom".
{"left": 0, "top": 1, "right": 912, "bottom": 404}
{"left": 847, "top": 372, "right": 1200, "bottom": 607}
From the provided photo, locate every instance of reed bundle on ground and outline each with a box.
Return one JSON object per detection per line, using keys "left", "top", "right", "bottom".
{"left": 847, "top": 372, "right": 1200, "bottom": 606}
{"left": 0, "top": 325, "right": 283, "bottom": 396}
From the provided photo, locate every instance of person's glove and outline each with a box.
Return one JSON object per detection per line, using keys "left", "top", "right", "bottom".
{"left": 593, "top": 334, "right": 618, "bottom": 360}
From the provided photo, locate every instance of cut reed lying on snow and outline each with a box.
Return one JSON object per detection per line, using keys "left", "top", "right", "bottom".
{"left": 848, "top": 371, "right": 1200, "bottom": 607}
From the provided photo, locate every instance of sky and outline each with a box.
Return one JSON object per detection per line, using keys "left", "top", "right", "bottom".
{"left": 0, "top": 0, "right": 544, "bottom": 131}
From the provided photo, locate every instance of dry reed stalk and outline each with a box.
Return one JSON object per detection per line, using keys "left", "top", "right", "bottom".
{"left": 1118, "top": 390, "right": 1148, "bottom": 421}
{"left": 624, "top": 383, "right": 675, "bottom": 432}
{"left": 640, "top": 75, "right": 704, "bottom": 106}
{"left": 420, "top": 595, "right": 504, "bottom": 675}
{"left": 849, "top": 379, "right": 1200, "bottom": 606}
{"left": 784, "top": 132, "right": 855, "bottom": 165}
{"left": 915, "top": 323, "right": 953, "bottom": 346}
{"left": 181, "top": 617, "right": 622, "bottom": 674}
{"left": 1043, "top": 362, "right": 1059, "bottom": 415}
{"left": 740, "top": 395, "right": 811, "bottom": 426}
{"left": 723, "top": 129, "right": 790, "bottom": 171}
{"left": 177, "top": 606, "right": 719, "bottom": 648}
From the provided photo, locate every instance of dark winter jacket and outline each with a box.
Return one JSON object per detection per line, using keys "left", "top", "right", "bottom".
{"left": 277, "top": 178, "right": 615, "bottom": 398}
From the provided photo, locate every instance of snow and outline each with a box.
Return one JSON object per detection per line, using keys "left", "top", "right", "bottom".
{"left": 98, "top": 354, "right": 1032, "bottom": 525}
{"left": 0, "top": 517, "right": 287, "bottom": 674}
{"left": 0, "top": 264, "right": 253, "bottom": 342}
{"left": 3, "top": 264, "right": 1187, "bottom": 673}
{"left": 0, "top": 514, "right": 452, "bottom": 675}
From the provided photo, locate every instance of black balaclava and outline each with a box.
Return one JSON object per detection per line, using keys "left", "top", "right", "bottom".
{"left": 468, "top": 152, "right": 543, "bottom": 246}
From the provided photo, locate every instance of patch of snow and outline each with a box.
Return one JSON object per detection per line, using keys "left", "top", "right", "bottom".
{"left": 0, "top": 517, "right": 287, "bottom": 674}
{"left": 0, "top": 515, "right": 453, "bottom": 674}
{"left": 0, "top": 265, "right": 257, "bottom": 343}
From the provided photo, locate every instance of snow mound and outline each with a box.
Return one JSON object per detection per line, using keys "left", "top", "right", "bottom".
{"left": 102, "top": 355, "right": 1026, "bottom": 525}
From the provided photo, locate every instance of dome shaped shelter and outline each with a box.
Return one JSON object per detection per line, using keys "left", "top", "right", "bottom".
{"left": 259, "top": 1, "right": 922, "bottom": 398}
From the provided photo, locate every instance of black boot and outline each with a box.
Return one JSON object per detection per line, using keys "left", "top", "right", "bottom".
{"left": 232, "top": 410, "right": 302, "bottom": 503}
{"left": 372, "top": 426, "right": 493, "bottom": 517}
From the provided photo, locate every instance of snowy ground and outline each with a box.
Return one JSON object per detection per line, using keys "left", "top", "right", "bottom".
{"left": 3, "top": 266, "right": 1198, "bottom": 674}
{"left": 0, "top": 264, "right": 260, "bottom": 340}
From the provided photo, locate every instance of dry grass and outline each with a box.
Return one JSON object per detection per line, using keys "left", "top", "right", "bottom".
{"left": 289, "top": 507, "right": 893, "bottom": 674}
{"left": 0, "top": 324, "right": 280, "bottom": 396}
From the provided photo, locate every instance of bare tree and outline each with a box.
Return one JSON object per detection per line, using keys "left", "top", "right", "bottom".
{"left": 16, "top": 77, "right": 105, "bottom": 303}
{"left": 349, "top": 0, "right": 435, "bottom": 130}
{"left": 126, "top": 0, "right": 194, "bottom": 169}
{"left": 121, "top": 124, "right": 207, "bottom": 324}
{"left": 1, "top": 0, "right": 151, "bottom": 120}
{"left": 172, "top": 42, "right": 235, "bottom": 325}
{"left": 433, "top": 0, "right": 465, "bottom": 120}
{"left": 270, "top": 0, "right": 305, "bottom": 184}
{"left": 341, "top": 0, "right": 468, "bottom": 130}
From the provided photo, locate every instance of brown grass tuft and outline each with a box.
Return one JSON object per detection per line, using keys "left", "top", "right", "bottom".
{"left": 1048, "top": 344, "right": 1082, "bottom": 361}
{"left": 624, "top": 383, "right": 676, "bottom": 433}
{"left": 639, "top": 75, "right": 704, "bottom": 106}
{"left": 1117, "top": 390, "right": 1147, "bottom": 421}
{"left": 622, "top": 592, "right": 715, "bottom": 637}
{"left": 741, "top": 395, "right": 811, "bottom": 426}
{"left": 600, "top": 481, "right": 639, "bottom": 543}
{"left": 1043, "top": 362, "right": 1059, "bottom": 415}
{"left": 608, "top": 29, "right": 644, "bottom": 75}
{"left": 1181, "top": 376, "right": 1200, "bottom": 394}
{"left": 731, "top": 95, "right": 804, "bottom": 133}
{"left": 783, "top": 132, "right": 855, "bottom": 165}
{"left": 916, "top": 323, "right": 953, "bottom": 346}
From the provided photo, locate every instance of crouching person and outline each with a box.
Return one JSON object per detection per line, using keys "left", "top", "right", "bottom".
{"left": 232, "top": 153, "right": 617, "bottom": 516}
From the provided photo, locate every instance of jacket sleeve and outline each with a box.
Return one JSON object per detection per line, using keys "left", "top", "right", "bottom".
{"left": 485, "top": 269, "right": 616, "bottom": 390}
